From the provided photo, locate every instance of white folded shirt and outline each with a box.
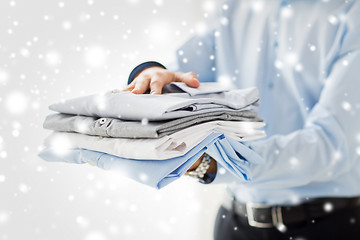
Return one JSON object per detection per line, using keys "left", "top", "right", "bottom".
{"left": 44, "top": 121, "right": 266, "bottom": 160}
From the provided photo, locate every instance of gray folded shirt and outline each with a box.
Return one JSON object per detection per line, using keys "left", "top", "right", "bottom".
{"left": 48, "top": 83, "right": 259, "bottom": 121}
{"left": 43, "top": 111, "right": 262, "bottom": 138}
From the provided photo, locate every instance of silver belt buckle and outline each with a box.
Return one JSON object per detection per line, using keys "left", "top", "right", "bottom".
{"left": 246, "top": 202, "right": 284, "bottom": 228}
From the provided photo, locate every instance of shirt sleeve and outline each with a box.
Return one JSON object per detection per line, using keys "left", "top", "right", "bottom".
{"left": 210, "top": 3, "right": 360, "bottom": 187}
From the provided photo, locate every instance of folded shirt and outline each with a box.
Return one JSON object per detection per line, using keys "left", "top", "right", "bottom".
{"left": 43, "top": 110, "right": 262, "bottom": 139}
{"left": 44, "top": 121, "right": 266, "bottom": 160}
{"left": 38, "top": 132, "right": 265, "bottom": 189}
{"left": 48, "top": 83, "right": 259, "bottom": 121}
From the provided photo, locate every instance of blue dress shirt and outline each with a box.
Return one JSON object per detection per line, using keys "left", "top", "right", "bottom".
{"left": 39, "top": 132, "right": 264, "bottom": 189}
{"left": 173, "top": 0, "right": 360, "bottom": 204}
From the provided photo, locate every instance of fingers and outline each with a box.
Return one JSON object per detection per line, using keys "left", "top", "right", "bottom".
{"left": 174, "top": 72, "right": 200, "bottom": 88}
{"left": 131, "top": 75, "right": 151, "bottom": 94}
{"left": 123, "top": 80, "right": 136, "bottom": 92}
{"left": 123, "top": 69, "right": 200, "bottom": 95}
{"left": 149, "top": 74, "right": 164, "bottom": 94}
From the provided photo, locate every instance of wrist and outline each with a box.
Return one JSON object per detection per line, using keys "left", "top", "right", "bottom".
{"left": 188, "top": 153, "right": 203, "bottom": 171}
{"left": 186, "top": 153, "right": 217, "bottom": 183}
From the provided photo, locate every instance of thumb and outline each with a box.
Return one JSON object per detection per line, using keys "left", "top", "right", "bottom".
{"left": 174, "top": 72, "right": 200, "bottom": 88}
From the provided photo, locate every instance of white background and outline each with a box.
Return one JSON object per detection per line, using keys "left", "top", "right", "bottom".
{"left": 0, "top": 0, "right": 226, "bottom": 239}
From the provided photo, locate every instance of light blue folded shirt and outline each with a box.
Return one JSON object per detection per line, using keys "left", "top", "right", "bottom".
{"left": 39, "top": 132, "right": 264, "bottom": 189}
{"left": 170, "top": 0, "right": 360, "bottom": 204}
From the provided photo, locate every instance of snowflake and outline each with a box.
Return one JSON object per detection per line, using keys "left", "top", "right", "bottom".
{"left": 18, "top": 183, "right": 31, "bottom": 193}
{"left": 12, "top": 129, "right": 20, "bottom": 137}
{"left": 74, "top": 121, "right": 89, "bottom": 133}
{"left": 220, "top": 17, "right": 229, "bottom": 26}
{"left": 274, "top": 60, "right": 283, "bottom": 69}
{"left": 328, "top": 15, "right": 338, "bottom": 25}
{"left": 123, "top": 224, "right": 134, "bottom": 235}
{"left": 202, "top": 1, "right": 215, "bottom": 13}
{"left": 323, "top": 202, "right": 333, "bottom": 212}
{"left": 154, "top": 0, "right": 163, "bottom": 6}
{"left": 342, "top": 101, "right": 352, "bottom": 111}
{"left": 350, "top": 218, "right": 356, "bottom": 224}
{"left": 127, "top": 0, "right": 139, "bottom": 4}
{"left": 139, "top": 173, "right": 148, "bottom": 182}
{"left": 0, "top": 151, "right": 7, "bottom": 159}
{"left": 0, "top": 69, "right": 9, "bottom": 85}
{"left": 356, "top": 133, "right": 360, "bottom": 143}
{"left": 285, "top": 52, "right": 298, "bottom": 66}
{"left": 84, "top": 46, "right": 107, "bottom": 68}
{"left": 251, "top": 2, "right": 264, "bottom": 12}
{"left": 289, "top": 157, "right": 299, "bottom": 167}
{"left": 218, "top": 167, "right": 226, "bottom": 175}
{"left": 141, "top": 118, "right": 148, "bottom": 125}
{"left": 195, "top": 22, "right": 207, "bottom": 35}
{"left": 78, "top": 13, "right": 91, "bottom": 22}
{"left": 295, "top": 63, "right": 303, "bottom": 72}
{"left": 5, "top": 91, "right": 28, "bottom": 115}
{"left": 0, "top": 212, "right": 9, "bottom": 224}
{"left": 62, "top": 21, "right": 72, "bottom": 30}
{"left": 356, "top": 146, "right": 360, "bottom": 156}
{"left": 45, "top": 51, "right": 61, "bottom": 66}
{"left": 51, "top": 135, "right": 72, "bottom": 155}
{"left": 129, "top": 204, "right": 137, "bottom": 212}
{"left": 281, "top": 7, "right": 293, "bottom": 19}
{"left": 76, "top": 216, "right": 89, "bottom": 228}
{"left": 276, "top": 223, "right": 287, "bottom": 232}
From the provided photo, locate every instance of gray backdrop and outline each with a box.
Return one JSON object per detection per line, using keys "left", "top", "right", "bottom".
{"left": 0, "top": 0, "right": 225, "bottom": 239}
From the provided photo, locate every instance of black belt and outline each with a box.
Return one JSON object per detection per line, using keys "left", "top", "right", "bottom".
{"left": 224, "top": 196, "right": 360, "bottom": 228}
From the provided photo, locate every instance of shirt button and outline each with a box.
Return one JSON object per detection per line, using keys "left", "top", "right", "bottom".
{"left": 268, "top": 82, "right": 274, "bottom": 89}
{"left": 98, "top": 118, "right": 107, "bottom": 125}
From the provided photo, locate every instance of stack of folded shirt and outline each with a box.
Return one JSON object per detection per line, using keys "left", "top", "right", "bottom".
{"left": 39, "top": 82, "right": 266, "bottom": 189}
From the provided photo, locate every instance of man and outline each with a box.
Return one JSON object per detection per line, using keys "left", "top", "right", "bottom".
{"left": 124, "top": 1, "right": 360, "bottom": 239}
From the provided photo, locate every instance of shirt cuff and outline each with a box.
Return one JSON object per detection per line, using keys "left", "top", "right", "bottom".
{"left": 128, "top": 61, "right": 167, "bottom": 85}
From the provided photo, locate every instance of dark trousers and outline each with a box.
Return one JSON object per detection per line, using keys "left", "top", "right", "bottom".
{"left": 214, "top": 205, "right": 360, "bottom": 240}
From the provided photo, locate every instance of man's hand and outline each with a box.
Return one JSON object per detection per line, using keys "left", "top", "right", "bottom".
{"left": 123, "top": 66, "right": 200, "bottom": 95}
